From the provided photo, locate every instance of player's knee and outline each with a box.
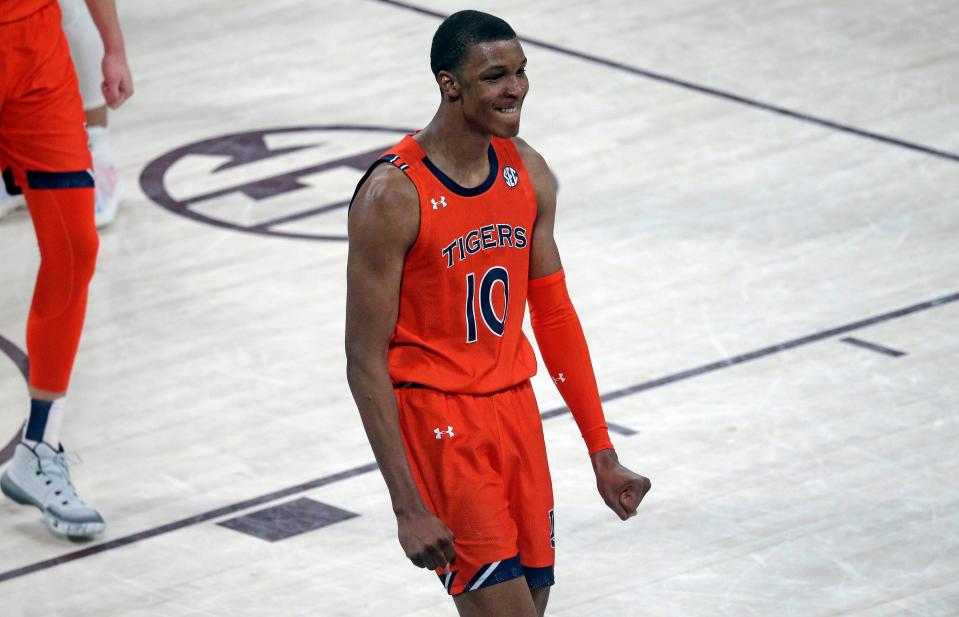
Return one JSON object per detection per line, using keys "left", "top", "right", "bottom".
{"left": 32, "top": 227, "right": 97, "bottom": 319}
{"left": 70, "top": 225, "right": 99, "bottom": 285}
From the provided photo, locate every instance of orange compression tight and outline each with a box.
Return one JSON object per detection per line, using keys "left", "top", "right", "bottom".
{"left": 23, "top": 177, "right": 98, "bottom": 392}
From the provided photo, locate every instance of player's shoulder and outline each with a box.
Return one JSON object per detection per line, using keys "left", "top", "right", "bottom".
{"left": 510, "top": 137, "right": 555, "bottom": 196}
{"left": 349, "top": 163, "right": 419, "bottom": 242}
{"left": 511, "top": 137, "right": 548, "bottom": 173}
{"left": 355, "top": 163, "right": 417, "bottom": 207}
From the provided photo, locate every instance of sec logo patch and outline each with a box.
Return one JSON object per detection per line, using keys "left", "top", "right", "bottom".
{"left": 503, "top": 166, "right": 519, "bottom": 188}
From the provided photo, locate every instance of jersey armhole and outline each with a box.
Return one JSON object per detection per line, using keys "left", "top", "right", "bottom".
{"left": 499, "top": 138, "right": 540, "bottom": 227}
{"left": 496, "top": 138, "right": 525, "bottom": 173}
{"left": 349, "top": 156, "right": 395, "bottom": 211}
{"left": 348, "top": 153, "right": 427, "bottom": 254}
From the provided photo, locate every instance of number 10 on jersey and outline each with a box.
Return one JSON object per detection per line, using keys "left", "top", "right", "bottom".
{"left": 465, "top": 266, "right": 510, "bottom": 343}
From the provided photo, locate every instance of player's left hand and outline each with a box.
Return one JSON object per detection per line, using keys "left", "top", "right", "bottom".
{"left": 101, "top": 51, "right": 133, "bottom": 109}
{"left": 591, "top": 449, "right": 651, "bottom": 521}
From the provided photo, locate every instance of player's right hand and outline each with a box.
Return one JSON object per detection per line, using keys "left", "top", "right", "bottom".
{"left": 101, "top": 51, "right": 133, "bottom": 109}
{"left": 396, "top": 510, "right": 455, "bottom": 571}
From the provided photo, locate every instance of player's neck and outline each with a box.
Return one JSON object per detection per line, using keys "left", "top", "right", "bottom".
{"left": 417, "top": 111, "right": 491, "bottom": 174}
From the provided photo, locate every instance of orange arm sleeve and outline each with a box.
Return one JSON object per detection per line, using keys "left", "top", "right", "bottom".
{"left": 528, "top": 269, "right": 614, "bottom": 456}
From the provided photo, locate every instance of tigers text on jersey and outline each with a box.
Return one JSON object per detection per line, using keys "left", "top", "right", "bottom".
{"left": 371, "top": 135, "right": 538, "bottom": 394}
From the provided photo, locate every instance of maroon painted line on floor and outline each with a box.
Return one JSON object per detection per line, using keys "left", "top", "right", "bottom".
{"left": 0, "top": 430, "right": 21, "bottom": 467}
{"left": 0, "top": 333, "right": 29, "bottom": 465}
{"left": 249, "top": 200, "right": 350, "bottom": 231}
{"left": 371, "top": 0, "right": 959, "bottom": 165}
{"left": 542, "top": 289, "right": 959, "bottom": 418}
{"left": 606, "top": 422, "right": 637, "bottom": 436}
{"left": 0, "top": 462, "right": 379, "bottom": 584}
{"left": 0, "top": 334, "right": 28, "bottom": 380}
{"left": 840, "top": 337, "right": 906, "bottom": 357}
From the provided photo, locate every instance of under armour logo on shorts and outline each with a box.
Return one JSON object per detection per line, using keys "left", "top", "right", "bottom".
{"left": 434, "top": 426, "right": 455, "bottom": 439}
{"left": 552, "top": 373, "right": 566, "bottom": 383}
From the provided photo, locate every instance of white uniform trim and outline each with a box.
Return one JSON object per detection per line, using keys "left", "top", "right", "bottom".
{"left": 467, "top": 560, "right": 501, "bottom": 592}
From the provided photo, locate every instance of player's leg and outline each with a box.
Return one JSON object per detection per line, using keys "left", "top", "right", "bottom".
{"left": 4, "top": 173, "right": 103, "bottom": 538}
{"left": 0, "top": 2, "right": 104, "bottom": 539}
{"left": 22, "top": 175, "right": 99, "bottom": 398}
{"left": 60, "top": 0, "right": 122, "bottom": 228}
{"left": 453, "top": 576, "right": 538, "bottom": 617}
{"left": 530, "top": 586, "right": 550, "bottom": 617}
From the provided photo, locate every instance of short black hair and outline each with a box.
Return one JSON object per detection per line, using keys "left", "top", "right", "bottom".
{"left": 430, "top": 10, "right": 517, "bottom": 76}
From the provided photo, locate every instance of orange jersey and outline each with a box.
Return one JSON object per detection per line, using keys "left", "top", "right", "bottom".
{"left": 0, "top": 0, "right": 55, "bottom": 23}
{"left": 374, "top": 135, "right": 538, "bottom": 394}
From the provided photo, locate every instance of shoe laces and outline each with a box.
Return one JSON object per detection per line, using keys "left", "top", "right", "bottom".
{"left": 35, "top": 450, "right": 85, "bottom": 508}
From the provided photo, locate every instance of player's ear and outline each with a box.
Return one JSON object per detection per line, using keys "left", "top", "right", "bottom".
{"left": 436, "top": 70, "right": 461, "bottom": 101}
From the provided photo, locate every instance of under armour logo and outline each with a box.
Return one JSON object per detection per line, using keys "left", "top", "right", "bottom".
{"left": 434, "top": 426, "right": 455, "bottom": 439}
{"left": 553, "top": 373, "right": 566, "bottom": 383}
{"left": 431, "top": 196, "right": 448, "bottom": 210}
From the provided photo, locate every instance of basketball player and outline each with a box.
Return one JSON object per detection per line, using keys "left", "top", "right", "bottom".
{"left": 346, "top": 11, "right": 650, "bottom": 616}
{"left": 0, "top": 0, "right": 125, "bottom": 227}
{"left": 0, "top": 0, "right": 132, "bottom": 538}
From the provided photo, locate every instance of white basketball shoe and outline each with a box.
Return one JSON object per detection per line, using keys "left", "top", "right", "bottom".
{"left": 1, "top": 442, "right": 106, "bottom": 539}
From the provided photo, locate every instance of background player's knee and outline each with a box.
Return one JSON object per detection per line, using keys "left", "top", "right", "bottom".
{"left": 70, "top": 214, "right": 99, "bottom": 286}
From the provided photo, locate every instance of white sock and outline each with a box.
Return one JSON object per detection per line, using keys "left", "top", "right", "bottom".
{"left": 86, "top": 125, "right": 114, "bottom": 165}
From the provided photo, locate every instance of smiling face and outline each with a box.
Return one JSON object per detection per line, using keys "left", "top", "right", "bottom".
{"left": 450, "top": 38, "right": 529, "bottom": 138}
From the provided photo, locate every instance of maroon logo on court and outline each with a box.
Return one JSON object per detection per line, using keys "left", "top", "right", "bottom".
{"left": 139, "top": 125, "right": 413, "bottom": 242}
{"left": 0, "top": 333, "right": 29, "bottom": 464}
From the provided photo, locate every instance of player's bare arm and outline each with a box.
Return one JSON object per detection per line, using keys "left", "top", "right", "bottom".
{"left": 514, "top": 138, "right": 562, "bottom": 279}
{"left": 83, "top": 0, "right": 133, "bottom": 108}
{"left": 516, "top": 137, "right": 652, "bottom": 521}
{"left": 345, "top": 166, "right": 456, "bottom": 571}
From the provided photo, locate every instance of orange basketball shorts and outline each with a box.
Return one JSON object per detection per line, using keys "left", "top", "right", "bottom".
{"left": 395, "top": 380, "right": 556, "bottom": 596}
{"left": 0, "top": 0, "right": 91, "bottom": 179}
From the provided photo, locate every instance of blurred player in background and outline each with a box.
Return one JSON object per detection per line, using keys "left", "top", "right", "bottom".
{"left": 1, "top": 0, "right": 125, "bottom": 227}
{"left": 0, "top": 0, "right": 132, "bottom": 539}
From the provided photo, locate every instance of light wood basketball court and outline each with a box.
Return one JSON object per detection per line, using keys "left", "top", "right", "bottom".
{"left": 1, "top": 1, "right": 957, "bottom": 615}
